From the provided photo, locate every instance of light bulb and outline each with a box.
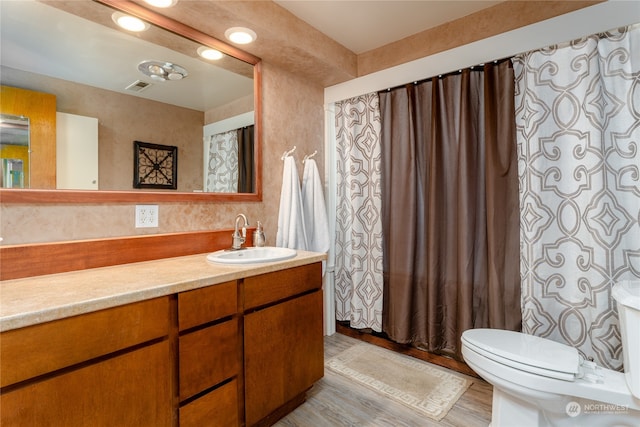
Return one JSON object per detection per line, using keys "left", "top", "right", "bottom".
{"left": 112, "top": 13, "right": 149, "bottom": 32}
{"left": 144, "top": 0, "right": 178, "bottom": 7}
{"left": 225, "top": 27, "right": 257, "bottom": 45}
{"left": 197, "top": 47, "right": 224, "bottom": 60}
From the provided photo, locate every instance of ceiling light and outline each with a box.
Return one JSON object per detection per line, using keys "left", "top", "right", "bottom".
{"left": 112, "top": 12, "right": 150, "bottom": 32}
{"left": 138, "top": 60, "right": 188, "bottom": 82}
{"left": 143, "top": 0, "right": 178, "bottom": 7}
{"left": 224, "top": 27, "right": 257, "bottom": 45}
{"left": 197, "top": 46, "right": 224, "bottom": 60}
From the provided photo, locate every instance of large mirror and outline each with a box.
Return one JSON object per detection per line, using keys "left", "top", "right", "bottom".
{"left": 0, "top": 114, "right": 30, "bottom": 189}
{"left": 0, "top": 0, "right": 261, "bottom": 202}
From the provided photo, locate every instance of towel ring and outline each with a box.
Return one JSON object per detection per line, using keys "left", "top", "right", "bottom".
{"left": 303, "top": 150, "right": 317, "bottom": 163}
{"left": 281, "top": 146, "right": 296, "bottom": 160}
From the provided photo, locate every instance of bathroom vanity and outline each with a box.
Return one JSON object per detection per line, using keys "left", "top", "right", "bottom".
{"left": 0, "top": 246, "right": 325, "bottom": 426}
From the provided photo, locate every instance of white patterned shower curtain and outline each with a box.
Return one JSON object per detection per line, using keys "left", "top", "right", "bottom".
{"left": 333, "top": 93, "right": 384, "bottom": 331}
{"left": 205, "top": 130, "right": 238, "bottom": 192}
{"left": 514, "top": 24, "right": 640, "bottom": 370}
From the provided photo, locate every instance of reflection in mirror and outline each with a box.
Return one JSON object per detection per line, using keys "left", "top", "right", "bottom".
{"left": 0, "top": 114, "right": 30, "bottom": 189}
{"left": 0, "top": 0, "right": 259, "bottom": 197}
{"left": 204, "top": 112, "right": 255, "bottom": 193}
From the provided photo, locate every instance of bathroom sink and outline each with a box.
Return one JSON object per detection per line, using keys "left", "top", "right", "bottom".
{"left": 206, "top": 246, "right": 297, "bottom": 264}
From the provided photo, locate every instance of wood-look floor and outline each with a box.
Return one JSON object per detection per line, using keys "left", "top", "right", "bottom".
{"left": 275, "top": 333, "right": 493, "bottom": 427}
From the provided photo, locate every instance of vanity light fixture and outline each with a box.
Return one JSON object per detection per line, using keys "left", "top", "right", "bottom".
{"left": 138, "top": 60, "right": 188, "bottom": 81}
{"left": 143, "top": 0, "right": 178, "bottom": 7}
{"left": 197, "top": 46, "right": 224, "bottom": 60}
{"left": 112, "top": 12, "right": 150, "bottom": 32}
{"left": 224, "top": 27, "right": 257, "bottom": 45}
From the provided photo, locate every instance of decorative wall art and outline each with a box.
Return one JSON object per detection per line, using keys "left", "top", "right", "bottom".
{"left": 133, "top": 141, "right": 177, "bottom": 189}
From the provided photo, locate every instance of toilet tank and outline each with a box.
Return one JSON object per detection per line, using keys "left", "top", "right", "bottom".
{"left": 612, "top": 280, "right": 640, "bottom": 399}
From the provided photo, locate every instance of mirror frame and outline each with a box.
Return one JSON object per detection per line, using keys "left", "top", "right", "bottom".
{"left": 0, "top": 0, "right": 262, "bottom": 203}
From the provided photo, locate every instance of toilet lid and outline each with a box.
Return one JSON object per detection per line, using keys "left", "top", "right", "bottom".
{"left": 462, "top": 329, "right": 581, "bottom": 380}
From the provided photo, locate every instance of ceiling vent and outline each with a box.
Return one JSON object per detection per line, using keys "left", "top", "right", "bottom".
{"left": 125, "top": 80, "right": 152, "bottom": 92}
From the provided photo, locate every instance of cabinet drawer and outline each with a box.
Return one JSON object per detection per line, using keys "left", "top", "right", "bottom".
{"left": 0, "top": 297, "right": 169, "bottom": 388}
{"left": 178, "top": 281, "right": 237, "bottom": 331}
{"left": 0, "top": 340, "right": 172, "bottom": 427}
{"left": 244, "top": 263, "right": 322, "bottom": 310}
{"left": 180, "top": 379, "right": 239, "bottom": 427}
{"left": 179, "top": 319, "right": 239, "bottom": 401}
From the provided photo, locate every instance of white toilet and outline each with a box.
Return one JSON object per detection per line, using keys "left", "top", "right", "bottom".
{"left": 461, "top": 280, "right": 640, "bottom": 427}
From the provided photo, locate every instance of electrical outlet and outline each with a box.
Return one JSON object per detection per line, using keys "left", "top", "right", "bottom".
{"left": 135, "top": 205, "right": 159, "bottom": 228}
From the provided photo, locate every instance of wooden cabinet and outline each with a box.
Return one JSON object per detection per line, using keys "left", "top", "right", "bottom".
{"left": 243, "top": 263, "right": 324, "bottom": 426}
{"left": 0, "top": 298, "right": 172, "bottom": 426}
{"left": 177, "top": 280, "right": 240, "bottom": 426}
{"left": 0, "top": 262, "right": 324, "bottom": 427}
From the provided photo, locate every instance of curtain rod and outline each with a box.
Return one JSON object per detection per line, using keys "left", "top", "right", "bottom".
{"left": 380, "top": 56, "right": 513, "bottom": 93}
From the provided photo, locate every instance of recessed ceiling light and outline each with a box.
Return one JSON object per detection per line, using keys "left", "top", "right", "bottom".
{"left": 224, "top": 27, "right": 257, "bottom": 45}
{"left": 112, "top": 12, "right": 150, "bottom": 32}
{"left": 143, "top": 0, "right": 179, "bottom": 7}
{"left": 197, "top": 46, "right": 224, "bottom": 60}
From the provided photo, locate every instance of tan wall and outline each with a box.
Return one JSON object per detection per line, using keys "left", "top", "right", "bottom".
{"left": 205, "top": 94, "right": 254, "bottom": 125}
{"left": 1, "top": 67, "right": 204, "bottom": 192}
{"left": 357, "top": 1, "right": 603, "bottom": 76}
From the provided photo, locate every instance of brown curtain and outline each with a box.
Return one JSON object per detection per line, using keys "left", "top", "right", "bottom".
{"left": 237, "top": 125, "right": 254, "bottom": 193}
{"left": 379, "top": 61, "right": 520, "bottom": 360}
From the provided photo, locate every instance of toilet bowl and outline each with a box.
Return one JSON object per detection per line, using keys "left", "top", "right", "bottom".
{"left": 461, "top": 280, "right": 640, "bottom": 427}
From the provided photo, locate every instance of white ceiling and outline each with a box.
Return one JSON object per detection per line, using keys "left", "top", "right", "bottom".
{"left": 274, "top": 0, "right": 501, "bottom": 53}
{"left": 0, "top": 1, "right": 254, "bottom": 112}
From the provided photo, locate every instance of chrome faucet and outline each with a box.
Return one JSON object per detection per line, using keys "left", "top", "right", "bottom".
{"left": 231, "top": 214, "right": 249, "bottom": 250}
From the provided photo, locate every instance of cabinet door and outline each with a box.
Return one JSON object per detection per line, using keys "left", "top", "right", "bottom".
{"left": 0, "top": 341, "right": 172, "bottom": 427}
{"left": 244, "top": 290, "right": 324, "bottom": 426}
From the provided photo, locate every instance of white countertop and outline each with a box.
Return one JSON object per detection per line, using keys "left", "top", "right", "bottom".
{"left": 0, "top": 250, "right": 326, "bottom": 332}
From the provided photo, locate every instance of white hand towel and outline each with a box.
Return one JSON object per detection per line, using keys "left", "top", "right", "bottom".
{"left": 276, "top": 156, "right": 308, "bottom": 250}
{"left": 301, "top": 158, "right": 330, "bottom": 254}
